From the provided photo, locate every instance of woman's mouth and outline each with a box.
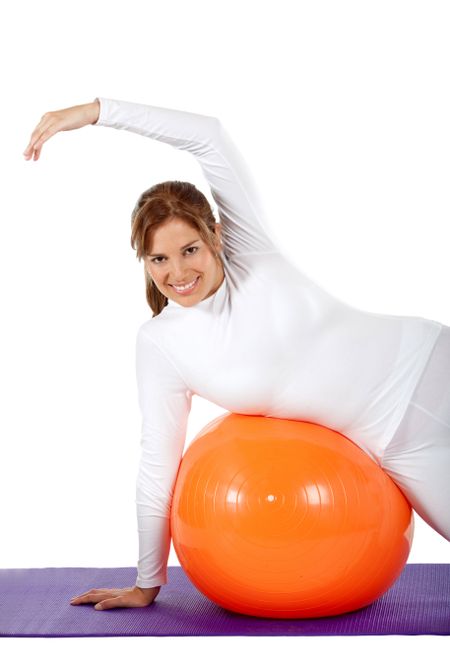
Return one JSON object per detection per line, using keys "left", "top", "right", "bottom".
{"left": 170, "top": 276, "right": 200, "bottom": 295}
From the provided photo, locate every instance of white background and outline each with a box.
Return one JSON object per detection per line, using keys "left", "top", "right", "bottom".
{"left": 1, "top": 0, "right": 449, "bottom": 661}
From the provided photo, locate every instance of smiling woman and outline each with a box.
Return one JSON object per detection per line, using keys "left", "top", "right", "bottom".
{"left": 23, "top": 96, "right": 450, "bottom": 616}
{"left": 131, "top": 180, "right": 226, "bottom": 315}
{"left": 140, "top": 213, "right": 225, "bottom": 309}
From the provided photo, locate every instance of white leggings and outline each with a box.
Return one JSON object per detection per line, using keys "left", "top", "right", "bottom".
{"left": 380, "top": 323, "right": 450, "bottom": 541}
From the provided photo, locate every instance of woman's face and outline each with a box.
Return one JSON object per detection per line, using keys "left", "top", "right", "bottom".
{"left": 144, "top": 217, "right": 225, "bottom": 307}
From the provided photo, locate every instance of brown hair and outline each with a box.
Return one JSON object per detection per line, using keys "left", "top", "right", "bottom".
{"left": 130, "top": 181, "right": 223, "bottom": 317}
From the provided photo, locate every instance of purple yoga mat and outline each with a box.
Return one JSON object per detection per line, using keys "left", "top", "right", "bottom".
{"left": 0, "top": 564, "right": 449, "bottom": 636}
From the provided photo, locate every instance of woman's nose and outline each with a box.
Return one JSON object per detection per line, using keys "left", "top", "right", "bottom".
{"left": 169, "top": 262, "right": 194, "bottom": 282}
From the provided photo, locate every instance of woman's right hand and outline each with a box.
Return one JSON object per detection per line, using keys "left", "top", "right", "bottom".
{"left": 23, "top": 100, "right": 100, "bottom": 162}
{"left": 70, "top": 584, "right": 161, "bottom": 611}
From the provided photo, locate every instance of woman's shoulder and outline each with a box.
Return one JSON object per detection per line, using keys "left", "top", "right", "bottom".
{"left": 136, "top": 316, "right": 163, "bottom": 346}
{"left": 136, "top": 306, "right": 184, "bottom": 344}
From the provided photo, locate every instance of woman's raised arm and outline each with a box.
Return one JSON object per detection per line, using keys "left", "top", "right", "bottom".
{"left": 93, "top": 97, "right": 279, "bottom": 256}
{"left": 24, "top": 97, "right": 280, "bottom": 257}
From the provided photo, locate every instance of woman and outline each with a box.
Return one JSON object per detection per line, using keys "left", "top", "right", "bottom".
{"left": 23, "top": 98, "right": 450, "bottom": 611}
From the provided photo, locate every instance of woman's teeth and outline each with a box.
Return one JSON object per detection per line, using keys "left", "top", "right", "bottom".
{"left": 171, "top": 277, "right": 199, "bottom": 293}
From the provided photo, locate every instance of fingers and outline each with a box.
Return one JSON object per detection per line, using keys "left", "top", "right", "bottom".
{"left": 23, "top": 113, "right": 60, "bottom": 162}
{"left": 94, "top": 597, "right": 123, "bottom": 611}
{"left": 70, "top": 588, "right": 117, "bottom": 606}
{"left": 23, "top": 120, "right": 52, "bottom": 162}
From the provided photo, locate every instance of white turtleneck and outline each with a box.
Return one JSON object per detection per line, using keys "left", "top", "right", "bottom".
{"left": 94, "top": 97, "right": 442, "bottom": 588}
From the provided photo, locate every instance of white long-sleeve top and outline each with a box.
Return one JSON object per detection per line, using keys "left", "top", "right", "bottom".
{"left": 94, "top": 97, "right": 443, "bottom": 589}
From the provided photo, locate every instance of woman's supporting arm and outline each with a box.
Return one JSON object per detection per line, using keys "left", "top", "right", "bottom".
{"left": 134, "top": 326, "right": 193, "bottom": 588}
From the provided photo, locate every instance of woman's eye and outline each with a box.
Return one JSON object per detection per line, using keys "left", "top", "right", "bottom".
{"left": 151, "top": 247, "right": 198, "bottom": 264}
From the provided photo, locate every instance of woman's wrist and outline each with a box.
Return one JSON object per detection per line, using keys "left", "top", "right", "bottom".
{"left": 136, "top": 584, "right": 161, "bottom": 598}
{"left": 88, "top": 99, "right": 100, "bottom": 125}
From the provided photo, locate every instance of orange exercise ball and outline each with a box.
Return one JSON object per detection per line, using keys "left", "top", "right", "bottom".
{"left": 170, "top": 413, "right": 414, "bottom": 619}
